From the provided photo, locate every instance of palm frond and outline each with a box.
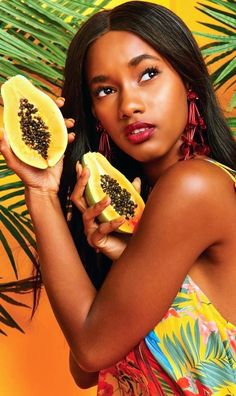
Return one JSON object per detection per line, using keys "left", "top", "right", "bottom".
{"left": 195, "top": 0, "right": 236, "bottom": 132}
{"left": 0, "top": 0, "right": 110, "bottom": 334}
{"left": 196, "top": 21, "right": 235, "bottom": 36}
{"left": 195, "top": 2, "right": 236, "bottom": 79}
{"left": 196, "top": 2, "right": 236, "bottom": 30}
{"left": 227, "top": 117, "right": 236, "bottom": 135}
{"left": 201, "top": 0, "right": 236, "bottom": 14}
{"left": 0, "top": 276, "right": 42, "bottom": 335}
{"left": 210, "top": 58, "right": 235, "bottom": 89}
{"left": 214, "top": 57, "right": 236, "bottom": 85}
{"left": 0, "top": 304, "right": 24, "bottom": 334}
{"left": 228, "top": 91, "right": 236, "bottom": 111}
{"left": 0, "top": 0, "right": 110, "bottom": 94}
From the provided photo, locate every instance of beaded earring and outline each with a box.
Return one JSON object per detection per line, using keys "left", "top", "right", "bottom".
{"left": 96, "top": 121, "right": 111, "bottom": 161}
{"left": 179, "top": 90, "right": 210, "bottom": 160}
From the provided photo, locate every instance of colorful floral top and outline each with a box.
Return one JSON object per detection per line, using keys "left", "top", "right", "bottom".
{"left": 97, "top": 160, "right": 236, "bottom": 395}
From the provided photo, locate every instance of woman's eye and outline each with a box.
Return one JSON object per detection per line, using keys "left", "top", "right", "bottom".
{"left": 95, "top": 87, "right": 115, "bottom": 97}
{"left": 140, "top": 67, "right": 159, "bottom": 82}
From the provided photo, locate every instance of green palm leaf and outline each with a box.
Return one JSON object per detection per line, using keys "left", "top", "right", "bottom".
{"left": 197, "top": 2, "right": 236, "bottom": 29}
{"left": 204, "top": 0, "right": 236, "bottom": 13}
{"left": 0, "top": 276, "right": 41, "bottom": 335}
{"left": 0, "top": 0, "right": 110, "bottom": 93}
{"left": 195, "top": 0, "right": 236, "bottom": 134}
{"left": 0, "top": 0, "right": 110, "bottom": 335}
{"left": 214, "top": 56, "right": 236, "bottom": 85}
{"left": 195, "top": 1, "right": 236, "bottom": 85}
{"left": 0, "top": 304, "right": 24, "bottom": 334}
{"left": 227, "top": 117, "right": 236, "bottom": 135}
{"left": 0, "top": 230, "right": 18, "bottom": 278}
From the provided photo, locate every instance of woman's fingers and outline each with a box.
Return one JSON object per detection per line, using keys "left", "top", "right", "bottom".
{"left": 68, "top": 132, "right": 75, "bottom": 144}
{"left": 82, "top": 196, "right": 111, "bottom": 228}
{"left": 55, "top": 96, "right": 65, "bottom": 108}
{"left": 70, "top": 165, "right": 90, "bottom": 212}
{"left": 0, "top": 131, "right": 17, "bottom": 166}
{"left": 82, "top": 196, "right": 111, "bottom": 239}
{"left": 97, "top": 217, "right": 125, "bottom": 238}
{"left": 65, "top": 118, "right": 75, "bottom": 129}
{"left": 55, "top": 96, "right": 75, "bottom": 130}
{"left": 90, "top": 218, "right": 126, "bottom": 254}
{"left": 132, "top": 177, "right": 141, "bottom": 193}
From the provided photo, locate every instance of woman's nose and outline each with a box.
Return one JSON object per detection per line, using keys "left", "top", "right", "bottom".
{"left": 118, "top": 88, "right": 145, "bottom": 119}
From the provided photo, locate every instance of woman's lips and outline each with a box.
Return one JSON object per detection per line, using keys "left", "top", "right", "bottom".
{"left": 125, "top": 122, "right": 155, "bottom": 144}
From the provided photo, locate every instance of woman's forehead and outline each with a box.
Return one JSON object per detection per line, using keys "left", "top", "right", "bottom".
{"left": 86, "top": 30, "right": 161, "bottom": 75}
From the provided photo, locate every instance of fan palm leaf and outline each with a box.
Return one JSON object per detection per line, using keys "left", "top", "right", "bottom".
{"left": 0, "top": 0, "right": 110, "bottom": 335}
{"left": 0, "top": 0, "right": 110, "bottom": 92}
{"left": 0, "top": 275, "right": 42, "bottom": 335}
{"left": 194, "top": 0, "right": 236, "bottom": 134}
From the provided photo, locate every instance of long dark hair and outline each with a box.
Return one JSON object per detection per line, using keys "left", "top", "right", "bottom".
{"left": 59, "top": 1, "right": 236, "bottom": 288}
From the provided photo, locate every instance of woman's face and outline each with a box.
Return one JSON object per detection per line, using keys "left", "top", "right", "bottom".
{"left": 86, "top": 30, "right": 188, "bottom": 166}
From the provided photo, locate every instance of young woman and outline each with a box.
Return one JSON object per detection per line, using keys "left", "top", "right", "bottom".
{"left": 1, "top": 1, "right": 236, "bottom": 394}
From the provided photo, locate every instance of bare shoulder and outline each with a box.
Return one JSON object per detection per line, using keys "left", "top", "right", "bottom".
{"left": 141, "top": 158, "right": 236, "bottom": 243}
{"left": 152, "top": 158, "right": 235, "bottom": 203}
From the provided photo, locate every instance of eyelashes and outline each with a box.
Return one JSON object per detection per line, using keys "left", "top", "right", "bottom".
{"left": 93, "top": 65, "right": 160, "bottom": 98}
{"left": 139, "top": 66, "right": 159, "bottom": 82}
{"left": 94, "top": 86, "right": 115, "bottom": 98}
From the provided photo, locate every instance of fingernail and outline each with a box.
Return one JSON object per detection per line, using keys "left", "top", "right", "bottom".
{"left": 67, "top": 118, "right": 75, "bottom": 124}
{"left": 101, "top": 195, "right": 110, "bottom": 205}
{"left": 114, "top": 216, "right": 125, "bottom": 223}
{"left": 57, "top": 96, "right": 65, "bottom": 102}
{"left": 75, "top": 161, "right": 81, "bottom": 174}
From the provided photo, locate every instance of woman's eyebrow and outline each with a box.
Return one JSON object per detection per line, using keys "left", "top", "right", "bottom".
{"left": 129, "top": 53, "right": 161, "bottom": 67}
{"left": 89, "top": 54, "right": 160, "bottom": 86}
{"left": 89, "top": 75, "right": 109, "bottom": 86}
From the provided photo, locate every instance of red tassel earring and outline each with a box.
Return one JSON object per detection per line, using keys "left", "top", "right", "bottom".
{"left": 180, "top": 90, "right": 210, "bottom": 160}
{"left": 96, "top": 122, "right": 111, "bottom": 161}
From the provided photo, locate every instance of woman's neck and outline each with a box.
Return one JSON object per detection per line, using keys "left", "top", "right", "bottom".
{"left": 142, "top": 154, "right": 179, "bottom": 186}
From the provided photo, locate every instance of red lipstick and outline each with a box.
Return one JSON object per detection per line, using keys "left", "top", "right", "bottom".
{"left": 125, "top": 122, "right": 155, "bottom": 144}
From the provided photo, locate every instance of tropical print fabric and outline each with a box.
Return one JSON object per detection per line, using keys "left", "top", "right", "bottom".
{"left": 205, "top": 159, "right": 236, "bottom": 188}
{"left": 97, "top": 161, "right": 236, "bottom": 395}
{"left": 98, "top": 276, "right": 236, "bottom": 395}
{"left": 145, "top": 276, "right": 236, "bottom": 395}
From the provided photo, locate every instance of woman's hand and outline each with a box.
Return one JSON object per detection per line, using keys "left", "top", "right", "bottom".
{"left": 0, "top": 97, "right": 75, "bottom": 194}
{"left": 0, "top": 131, "right": 75, "bottom": 193}
{"left": 70, "top": 162, "right": 141, "bottom": 261}
{"left": 55, "top": 96, "right": 76, "bottom": 131}
{"left": 0, "top": 130, "right": 65, "bottom": 193}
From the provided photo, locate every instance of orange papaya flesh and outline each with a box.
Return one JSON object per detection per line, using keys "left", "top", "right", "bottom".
{"left": 82, "top": 152, "right": 145, "bottom": 234}
{"left": 1, "top": 75, "right": 67, "bottom": 169}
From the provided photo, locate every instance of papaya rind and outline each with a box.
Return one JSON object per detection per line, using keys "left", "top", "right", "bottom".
{"left": 1, "top": 75, "right": 67, "bottom": 169}
{"left": 82, "top": 152, "right": 145, "bottom": 234}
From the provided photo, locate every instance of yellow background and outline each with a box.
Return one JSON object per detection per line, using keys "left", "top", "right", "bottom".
{"left": 0, "top": 1, "right": 231, "bottom": 395}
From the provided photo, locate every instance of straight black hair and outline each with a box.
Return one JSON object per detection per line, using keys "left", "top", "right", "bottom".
{"left": 59, "top": 1, "right": 236, "bottom": 288}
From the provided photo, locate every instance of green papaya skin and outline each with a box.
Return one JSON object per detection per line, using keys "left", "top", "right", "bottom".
{"left": 81, "top": 152, "right": 145, "bottom": 234}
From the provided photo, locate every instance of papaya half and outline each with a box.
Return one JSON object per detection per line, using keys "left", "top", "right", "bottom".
{"left": 1, "top": 75, "right": 67, "bottom": 169}
{"left": 82, "top": 152, "right": 145, "bottom": 234}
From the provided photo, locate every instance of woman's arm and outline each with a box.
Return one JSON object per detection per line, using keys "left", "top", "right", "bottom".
{"left": 24, "top": 160, "right": 224, "bottom": 372}
{"left": 0, "top": 139, "right": 225, "bottom": 373}
{"left": 69, "top": 351, "right": 98, "bottom": 389}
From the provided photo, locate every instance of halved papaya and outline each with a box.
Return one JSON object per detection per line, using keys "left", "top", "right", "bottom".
{"left": 1, "top": 75, "right": 67, "bottom": 169}
{"left": 82, "top": 152, "right": 145, "bottom": 234}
